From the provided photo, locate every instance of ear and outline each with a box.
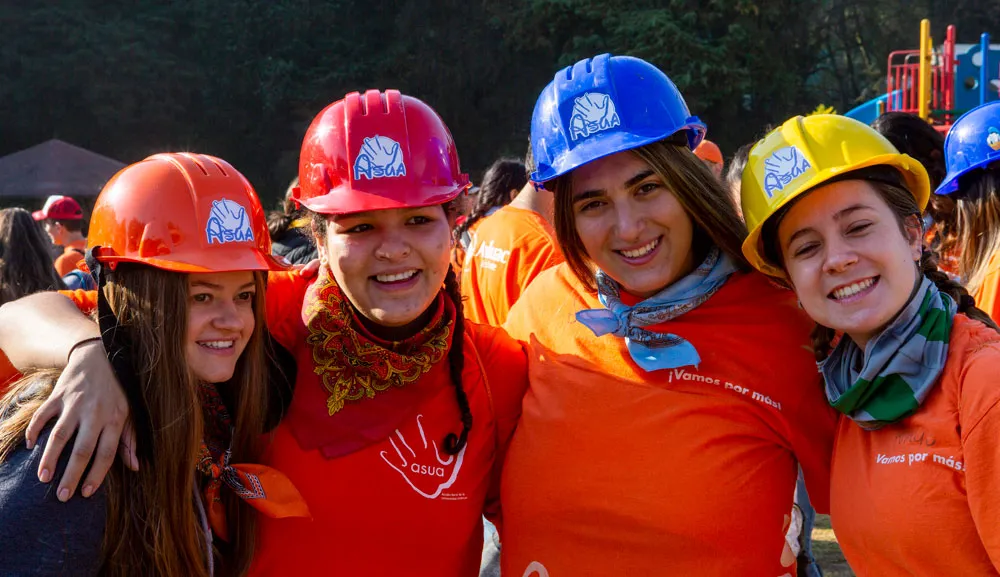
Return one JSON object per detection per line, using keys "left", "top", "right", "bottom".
{"left": 903, "top": 214, "right": 923, "bottom": 260}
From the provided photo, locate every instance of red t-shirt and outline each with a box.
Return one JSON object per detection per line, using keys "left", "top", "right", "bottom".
{"left": 831, "top": 314, "right": 1000, "bottom": 575}
{"left": 460, "top": 206, "right": 562, "bottom": 326}
{"left": 500, "top": 264, "right": 836, "bottom": 576}
{"left": 250, "top": 272, "right": 528, "bottom": 577}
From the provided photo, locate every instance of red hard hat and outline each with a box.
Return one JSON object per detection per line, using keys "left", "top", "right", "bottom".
{"left": 88, "top": 153, "right": 286, "bottom": 273}
{"left": 295, "top": 90, "right": 470, "bottom": 215}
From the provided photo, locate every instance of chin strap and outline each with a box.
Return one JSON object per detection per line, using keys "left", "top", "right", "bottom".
{"left": 84, "top": 249, "right": 152, "bottom": 463}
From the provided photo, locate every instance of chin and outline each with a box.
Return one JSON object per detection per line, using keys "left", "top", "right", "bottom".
{"left": 192, "top": 367, "right": 237, "bottom": 384}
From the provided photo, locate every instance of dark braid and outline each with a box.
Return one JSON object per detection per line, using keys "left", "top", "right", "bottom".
{"left": 441, "top": 267, "right": 472, "bottom": 454}
{"left": 920, "top": 248, "right": 1000, "bottom": 332}
{"left": 810, "top": 324, "right": 837, "bottom": 362}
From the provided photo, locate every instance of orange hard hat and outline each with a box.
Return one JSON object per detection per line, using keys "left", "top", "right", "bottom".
{"left": 88, "top": 153, "right": 286, "bottom": 273}
{"left": 694, "top": 139, "right": 723, "bottom": 165}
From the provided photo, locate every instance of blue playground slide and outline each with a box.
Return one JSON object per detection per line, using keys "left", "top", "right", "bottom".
{"left": 844, "top": 90, "right": 905, "bottom": 125}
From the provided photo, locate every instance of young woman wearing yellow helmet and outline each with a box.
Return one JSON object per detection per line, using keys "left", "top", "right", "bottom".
{"left": 742, "top": 114, "right": 1000, "bottom": 575}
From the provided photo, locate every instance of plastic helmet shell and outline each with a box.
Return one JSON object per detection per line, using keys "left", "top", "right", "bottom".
{"left": 530, "top": 53, "right": 707, "bottom": 183}
{"left": 295, "top": 90, "right": 470, "bottom": 215}
{"left": 88, "top": 153, "right": 285, "bottom": 273}
{"left": 937, "top": 101, "right": 1000, "bottom": 194}
{"left": 740, "top": 115, "right": 929, "bottom": 278}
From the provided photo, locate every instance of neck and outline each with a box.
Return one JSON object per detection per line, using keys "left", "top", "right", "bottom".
{"left": 508, "top": 183, "right": 554, "bottom": 224}
{"left": 62, "top": 231, "right": 84, "bottom": 245}
{"left": 356, "top": 302, "right": 437, "bottom": 342}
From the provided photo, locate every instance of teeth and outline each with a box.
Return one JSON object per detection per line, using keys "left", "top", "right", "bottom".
{"left": 620, "top": 239, "right": 658, "bottom": 259}
{"left": 376, "top": 269, "right": 418, "bottom": 283}
{"left": 201, "top": 340, "right": 234, "bottom": 349}
{"left": 832, "top": 278, "right": 875, "bottom": 300}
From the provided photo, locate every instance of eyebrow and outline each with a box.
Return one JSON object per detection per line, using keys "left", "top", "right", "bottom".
{"left": 572, "top": 169, "right": 657, "bottom": 203}
{"left": 785, "top": 203, "right": 874, "bottom": 246}
{"left": 190, "top": 281, "right": 256, "bottom": 290}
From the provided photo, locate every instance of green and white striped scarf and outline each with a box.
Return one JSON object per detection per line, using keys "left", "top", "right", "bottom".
{"left": 820, "top": 276, "right": 956, "bottom": 429}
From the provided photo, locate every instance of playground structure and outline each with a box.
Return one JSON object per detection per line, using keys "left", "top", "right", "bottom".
{"left": 846, "top": 19, "right": 1000, "bottom": 131}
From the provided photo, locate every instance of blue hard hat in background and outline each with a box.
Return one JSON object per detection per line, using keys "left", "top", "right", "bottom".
{"left": 936, "top": 100, "right": 1000, "bottom": 195}
{"left": 529, "top": 53, "right": 707, "bottom": 183}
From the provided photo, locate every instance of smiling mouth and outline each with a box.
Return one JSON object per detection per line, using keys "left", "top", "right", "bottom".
{"left": 373, "top": 269, "right": 420, "bottom": 284}
{"left": 198, "top": 340, "right": 235, "bottom": 350}
{"left": 616, "top": 237, "right": 661, "bottom": 259}
{"left": 829, "top": 276, "right": 879, "bottom": 301}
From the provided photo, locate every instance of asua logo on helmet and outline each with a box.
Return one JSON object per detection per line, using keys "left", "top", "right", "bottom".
{"left": 354, "top": 135, "right": 407, "bottom": 180}
{"left": 205, "top": 199, "right": 254, "bottom": 244}
{"left": 762, "top": 146, "right": 812, "bottom": 198}
{"left": 569, "top": 92, "right": 620, "bottom": 141}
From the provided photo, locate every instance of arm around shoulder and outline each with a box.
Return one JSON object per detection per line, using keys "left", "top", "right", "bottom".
{"left": 0, "top": 292, "right": 99, "bottom": 371}
{"left": 959, "top": 345, "right": 1000, "bottom": 569}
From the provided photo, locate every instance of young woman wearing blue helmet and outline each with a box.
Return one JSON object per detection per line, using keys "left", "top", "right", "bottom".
{"left": 500, "top": 54, "right": 836, "bottom": 576}
{"left": 936, "top": 100, "right": 1000, "bottom": 322}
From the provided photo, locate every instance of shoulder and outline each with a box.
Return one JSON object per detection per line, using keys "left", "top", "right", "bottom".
{"left": 945, "top": 315, "right": 1000, "bottom": 435}
{"left": 463, "top": 321, "right": 527, "bottom": 374}
{"left": 505, "top": 263, "right": 592, "bottom": 337}
{"left": 462, "top": 321, "right": 528, "bottom": 424}
{"left": 0, "top": 427, "right": 106, "bottom": 575}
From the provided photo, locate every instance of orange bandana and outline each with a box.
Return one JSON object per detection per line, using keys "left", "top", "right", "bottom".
{"left": 197, "top": 382, "right": 310, "bottom": 541}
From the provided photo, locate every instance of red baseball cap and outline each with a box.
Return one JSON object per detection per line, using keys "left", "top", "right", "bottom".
{"left": 33, "top": 195, "right": 84, "bottom": 221}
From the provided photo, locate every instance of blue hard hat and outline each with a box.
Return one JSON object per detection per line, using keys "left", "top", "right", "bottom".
{"left": 530, "top": 53, "right": 707, "bottom": 183}
{"left": 937, "top": 101, "right": 1000, "bottom": 195}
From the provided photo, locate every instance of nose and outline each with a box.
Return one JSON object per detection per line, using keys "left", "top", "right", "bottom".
{"left": 374, "top": 230, "right": 411, "bottom": 261}
{"left": 211, "top": 300, "right": 248, "bottom": 333}
{"left": 823, "top": 236, "right": 858, "bottom": 274}
{"left": 613, "top": 201, "right": 644, "bottom": 243}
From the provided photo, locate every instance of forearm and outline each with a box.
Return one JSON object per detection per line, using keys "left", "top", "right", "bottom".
{"left": 0, "top": 292, "right": 98, "bottom": 371}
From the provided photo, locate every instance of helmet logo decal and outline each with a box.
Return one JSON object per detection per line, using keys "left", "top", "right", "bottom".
{"left": 569, "top": 92, "right": 620, "bottom": 141}
{"left": 763, "top": 146, "right": 812, "bottom": 197}
{"left": 354, "top": 135, "right": 407, "bottom": 180}
{"left": 987, "top": 127, "right": 1000, "bottom": 151}
{"left": 206, "top": 199, "right": 254, "bottom": 244}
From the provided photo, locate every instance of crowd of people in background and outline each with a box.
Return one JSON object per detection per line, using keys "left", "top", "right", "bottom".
{"left": 0, "top": 52, "right": 999, "bottom": 577}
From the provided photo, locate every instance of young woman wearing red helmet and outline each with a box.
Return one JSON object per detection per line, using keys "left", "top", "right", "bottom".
{"left": 0, "top": 93, "right": 527, "bottom": 576}
{"left": 0, "top": 153, "right": 307, "bottom": 576}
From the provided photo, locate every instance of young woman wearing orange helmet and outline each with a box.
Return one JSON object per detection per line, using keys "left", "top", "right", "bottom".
{"left": 0, "top": 153, "right": 307, "bottom": 576}
{"left": 741, "top": 114, "right": 1000, "bottom": 575}
{"left": 0, "top": 93, "right": 527, "bottom": 576}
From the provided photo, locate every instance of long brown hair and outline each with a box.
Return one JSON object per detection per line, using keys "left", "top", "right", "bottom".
{"left": 549, "top": 138, "right": 750, "bottom": 292}
{"left": 956, "top": 166, "right": 1000, "bottom": 296}
{"left": 759, "top": 172, "right": 998, "bottom": 360}
{"left": 0, "top": 207, "right": 66, "bottom": 305}
{"left": 0, "top": 263, "right": 270, "bottom": 576}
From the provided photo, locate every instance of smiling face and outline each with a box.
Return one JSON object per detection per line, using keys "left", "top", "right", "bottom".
{"left": 569, "top": 150, "right": 696, "bottom": 298}
{"left": 777, "top": 180, "right": 922, "bottom": 348}
{"left": 185, "top": 271, "right": 257, "bottom": 383}
{"left": 317, "top": 205, "right": 453, "bottom": 336}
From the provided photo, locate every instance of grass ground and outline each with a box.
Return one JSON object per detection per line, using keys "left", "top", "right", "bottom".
{"left": 811, "top": 514, "right": 854, "bottom": 576}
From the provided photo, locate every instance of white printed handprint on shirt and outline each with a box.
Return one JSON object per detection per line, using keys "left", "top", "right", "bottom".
{"left": 380, "top": 414, "right": 465, "bottom": 499}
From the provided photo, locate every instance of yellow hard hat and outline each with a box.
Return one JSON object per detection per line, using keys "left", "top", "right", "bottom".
{"left": 740, "top": 114, "right": 930, "bottom": 277}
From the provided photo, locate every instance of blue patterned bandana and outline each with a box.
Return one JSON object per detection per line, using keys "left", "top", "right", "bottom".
{"left": 576, "top": 247, "right": 739, "bottom": 371}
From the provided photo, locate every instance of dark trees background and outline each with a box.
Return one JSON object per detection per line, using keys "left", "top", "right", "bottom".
{"left": 2, "top": 1, "right": 999, "bottom": 206}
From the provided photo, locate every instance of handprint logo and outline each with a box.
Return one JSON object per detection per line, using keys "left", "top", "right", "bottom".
{"left": 569, "top": 92, "right": 621, "bottom": 141}
{"left": 380, "top": 414, "right": 465, "bottom": 499}
{"left": 205, "top": 199, "right": 254, "bottom": 244}
{"left": 762, "top": 146, "right": 812, "bottom": 197}
{"left": 353, "top": 135, "right": 407, "bottom": 180}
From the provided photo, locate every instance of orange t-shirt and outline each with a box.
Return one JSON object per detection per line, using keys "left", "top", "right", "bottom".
{"left": 460, "top": 206, "right": 562, "bottom": 326}
{"left": 973, "top": 252, "right": 1000, "bottom": 325}
{"left": 53, "top": 239, "right": 87, "bottom": 277}
{"left": 830, "top": 314, "right": 1000, "bottom": 575}
{"left": 250, "top": 272, "right": 528, "bottom": 577}
{"left": 500, "top": 264, "right": 837, "bottom": 577}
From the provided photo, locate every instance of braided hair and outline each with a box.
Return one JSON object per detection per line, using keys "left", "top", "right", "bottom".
{"left": 441, "top": 267, "right": 472, "bottom": 454}
{"left": 453, "top": 158, "right": 527, "bottom": 244}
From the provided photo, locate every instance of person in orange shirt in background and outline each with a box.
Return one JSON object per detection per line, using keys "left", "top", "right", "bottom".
{"left": 33, "top": 195, "right": 88, "bottom": 277}
{"left": 500, "top": 54, "right": 836, "bottom": 577}
{"left": 935, "top": 101, "right": 1000, "bottom": 322}
{"left": 458, "top": 153, "right": 562, "bottom": 326}
{"left": 743, "top": 114, "right": 1000, "bottom": 576}
{"left": 694, "top": 138, "right": 724, "bottom": 178}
